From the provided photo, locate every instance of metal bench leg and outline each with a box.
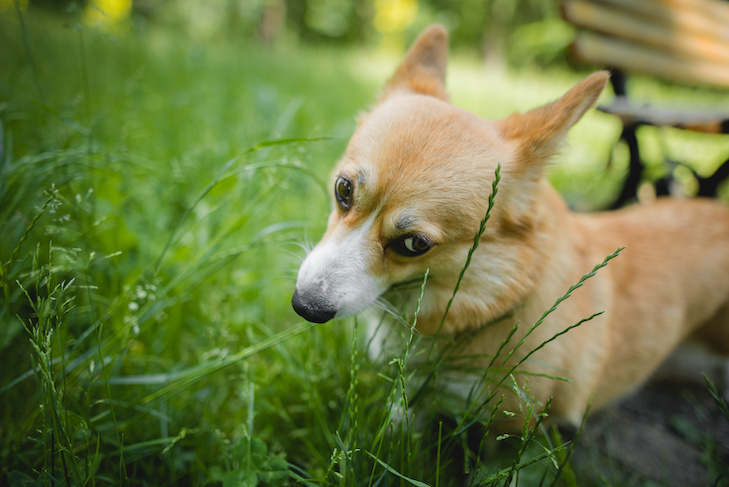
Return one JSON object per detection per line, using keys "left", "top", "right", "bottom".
{"left": 697, "top": 158, "right": 729, "bottom": 197}
{"left": 609, "top": 125, "right": 643, "bottom": 209}
{"left": 607, "top": 71, "right": 645, "bottom": 209}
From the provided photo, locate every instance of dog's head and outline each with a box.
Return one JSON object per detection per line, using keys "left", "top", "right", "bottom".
{"left": 292, "top": 25, "right": 608, "bottom": 330}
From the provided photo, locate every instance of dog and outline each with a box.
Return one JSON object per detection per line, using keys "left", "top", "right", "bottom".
{"left": 292, "top": 25, "right": 729, "bottom": 428}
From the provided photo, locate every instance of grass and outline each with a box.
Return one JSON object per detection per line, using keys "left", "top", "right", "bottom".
{"left": 1, "top": 7, "right": 728, "bottom": 487}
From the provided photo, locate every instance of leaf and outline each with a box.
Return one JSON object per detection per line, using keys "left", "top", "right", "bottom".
{"left": 246, "top": 137, "right": 330, "bottom": 153}
{"left": 366, "top": 452, "right": 431, "bottom": 487}
{"left": 258, "top": 457, "right": 289, "bottom": 484}
{"left": 704, "top": 373, "right": 729, "bottom": 422}
{"left": 668, "top": 415, "right": 704, "bottom": 445}
{"left": 234, "top": 437, "right": 268, "bottom": 464}
{"left": 223, "top": 469, "right": 258, "bottom": 487}
{"left": 6, "top": 471, "right": 38, "bottom": 487}
{"left": 207, "top": 465, "right": 226, "bottom": 483}
{"left": 232, "top": 438, "right": 289, "bottom": 485}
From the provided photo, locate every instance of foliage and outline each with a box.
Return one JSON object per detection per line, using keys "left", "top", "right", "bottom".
{"left": 1, "top": 7, "right": 364, "bottom": 484}
{"left": 18, "top": 0, "right": 570, "bottom": 64}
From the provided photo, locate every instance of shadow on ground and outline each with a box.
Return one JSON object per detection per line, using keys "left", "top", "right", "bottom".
{"left": 572, "top": 377, "right": 729, "bottom": 486}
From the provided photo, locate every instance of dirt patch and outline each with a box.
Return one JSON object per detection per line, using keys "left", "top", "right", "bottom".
{"left": 571, "top": 377, "right": 729, "bottom": 486}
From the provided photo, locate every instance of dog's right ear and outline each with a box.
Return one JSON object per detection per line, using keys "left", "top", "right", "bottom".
{"left": 498, "top": 71, "right": 609, "bottom": 173}
{"left": 380, "top": 24, "right": 449, "bottom": 102}
{"left": 495, "top": 72, "right": 609, "bottom": 226}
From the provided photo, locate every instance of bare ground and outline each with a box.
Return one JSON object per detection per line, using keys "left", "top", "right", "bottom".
{"left": 571, "top": 376, "right": 729, "bottom": 486}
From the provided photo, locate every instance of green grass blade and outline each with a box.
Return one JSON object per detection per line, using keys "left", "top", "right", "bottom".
{"left": 366, "top": 451, "right": 431, "bottom": 487}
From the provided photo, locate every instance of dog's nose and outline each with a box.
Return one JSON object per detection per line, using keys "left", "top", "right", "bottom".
{"left": 291, "top": 290, "right": 336, "bottom": 323}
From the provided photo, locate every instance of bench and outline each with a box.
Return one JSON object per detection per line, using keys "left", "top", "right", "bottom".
{"left": 562, "top": 0, "right": 729, "bottom": 208}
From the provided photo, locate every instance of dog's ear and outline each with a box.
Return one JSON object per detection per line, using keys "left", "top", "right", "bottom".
{"left": 381, "top": 24, "right": 449, "bottom": 101}
{"left": 497, "top": 71, "right": 609, "bottom": 175}
{"left": 495, "top": 72, "right": 608, "bottom": 227}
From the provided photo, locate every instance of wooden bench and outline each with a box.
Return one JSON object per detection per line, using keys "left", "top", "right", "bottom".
{"left": 562, "top": 0, "right": 729, "bottom": 208}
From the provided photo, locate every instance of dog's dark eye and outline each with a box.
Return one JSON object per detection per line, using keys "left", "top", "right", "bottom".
{"left": 392, "top": 235, "right": 432, "bottom": 257}
{"left": 335, "top": 176, "right": 352, "bottom": 210}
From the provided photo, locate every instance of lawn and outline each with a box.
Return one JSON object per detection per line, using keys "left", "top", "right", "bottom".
{"left": 1, "top": 6, "right": 727, "bottom": 487}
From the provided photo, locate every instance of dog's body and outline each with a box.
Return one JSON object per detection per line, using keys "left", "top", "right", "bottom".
{"left": 292, "top": 25, "right": 729, "bottom": 427}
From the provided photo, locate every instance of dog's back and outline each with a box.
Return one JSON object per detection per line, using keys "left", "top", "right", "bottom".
{"left": 563, "top": 197, "right": 729, "bottom": 415}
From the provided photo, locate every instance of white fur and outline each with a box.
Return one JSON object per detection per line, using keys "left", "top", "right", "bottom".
{"left": 295, "top": 215, "right": 385, "bottom": 319}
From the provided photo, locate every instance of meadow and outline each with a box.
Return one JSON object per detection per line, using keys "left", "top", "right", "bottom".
{"left": 1, "top": 7, "right": 728, "bottom": 486}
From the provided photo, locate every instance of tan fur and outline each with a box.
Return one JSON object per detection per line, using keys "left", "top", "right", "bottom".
{"left": 292, "top": 25, "right": 729, "bottom": 428}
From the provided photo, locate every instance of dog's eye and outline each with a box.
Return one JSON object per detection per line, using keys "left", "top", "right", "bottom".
{"left": 392, "top": 235, "right": 432, "bottom": 257}
{"left": 335, "top": 176, "right": 352, "bottom": 210}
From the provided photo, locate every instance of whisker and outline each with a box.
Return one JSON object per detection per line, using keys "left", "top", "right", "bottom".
{"left": 282, "top": 237, "right": 313, "bottom": 265}
{"left": 281, "top": 247, "right": 306, "bottom": 262}
{"left": 288, "top": 236, "right": 313, "bottom": 253}
{"left": 283, "top": 270, "right": 299, "bottom": 280}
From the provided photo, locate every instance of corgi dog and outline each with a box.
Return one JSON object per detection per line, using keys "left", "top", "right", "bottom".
{"left": 292, "top": 25, "right": 729, "bottom": 427}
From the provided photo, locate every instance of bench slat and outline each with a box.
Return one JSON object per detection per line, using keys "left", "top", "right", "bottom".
{"left": 570, "top": 31, "right": 729, "bottom": 88}
{"left": 589, "top": 0, "right": 729, "bottom": 41}
{"left": 563, "top": 0, "right": 729, "bottom": 65}
{"left": 598, "top": 96, "right": 729, "bottom": 133}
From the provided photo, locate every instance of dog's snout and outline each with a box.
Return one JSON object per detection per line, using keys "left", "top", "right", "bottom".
{"left": 292, "top": 289, "right": 337, "bottom": 323}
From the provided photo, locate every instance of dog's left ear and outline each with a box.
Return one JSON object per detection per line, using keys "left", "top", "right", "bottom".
{"left": 498, "top": 71, "right": 609, "bottom": 174}
{"left": 381, "top": 24, "right": 449, "bottom": 101}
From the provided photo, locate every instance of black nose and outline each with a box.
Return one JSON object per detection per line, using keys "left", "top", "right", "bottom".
{"left": 291, "top": 290, "right": 336, "bottom": 323}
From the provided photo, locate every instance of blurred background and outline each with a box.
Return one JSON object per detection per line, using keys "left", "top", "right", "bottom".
{"left": 5, "top": 0, "right": 572, "bottom": 64}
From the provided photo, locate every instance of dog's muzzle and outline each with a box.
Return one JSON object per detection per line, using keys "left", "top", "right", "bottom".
{"left": 291, "top": 289, "right": 337, "bottom": 323}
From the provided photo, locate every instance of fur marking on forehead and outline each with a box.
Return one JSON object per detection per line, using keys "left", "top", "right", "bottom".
{"left": 395, "top": 215, "right": 417, "bottom": 231}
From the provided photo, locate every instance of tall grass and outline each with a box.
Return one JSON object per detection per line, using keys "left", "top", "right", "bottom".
{"left": 1, "top": 8, "right": 364, "bottom": 484}
{"left": 3, "top": 7, "right": 726, "bottom": 487}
